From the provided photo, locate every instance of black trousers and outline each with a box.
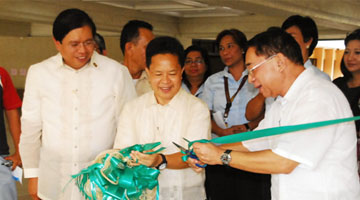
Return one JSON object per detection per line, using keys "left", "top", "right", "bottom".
{"left": 205, "top": 165, "right": 271, "bottom": 200}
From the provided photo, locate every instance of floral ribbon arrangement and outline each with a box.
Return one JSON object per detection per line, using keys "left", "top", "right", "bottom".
{"left": 71, "top": 142, "right": 165, "bottom": 200}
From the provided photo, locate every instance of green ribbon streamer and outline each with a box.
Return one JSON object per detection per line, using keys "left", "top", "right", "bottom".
{"left": 188, "top": 116, "right": 360, "bottom": 147}
{"left": 71, "top": 142, "right": 165, "bottom": 200}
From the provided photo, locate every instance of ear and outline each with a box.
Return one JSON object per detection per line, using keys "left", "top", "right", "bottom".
{"left": 145, "top": 67, "right": 150, "bottom": 77}
{"left": 53, "top": 37, "right": 62, "bottom": 52}
{"left": 305, "top": 37, "right": 313, "bottom": 49}
{"left": 125, "top": 42, "right": 133, "bottom": 55}
{"left": 276, "top": 53, "right": 287, "bottom": 72}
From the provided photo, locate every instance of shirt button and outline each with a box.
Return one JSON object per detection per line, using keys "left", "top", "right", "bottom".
{"left": 74, "top": 163, "right": 77, "bottom": 167}
{"left": 74, "top": 127, "right": 78, "bottom": 130}
{"left": 74, "top": 145, "right": 78, "bottom": 149}
{"left": 74, "top": 107, "right": 78, "bottom": 111}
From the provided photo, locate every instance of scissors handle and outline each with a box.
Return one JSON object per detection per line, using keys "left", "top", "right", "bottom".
{"left": 188, "top": 152, "right": 207, "bottom": 168}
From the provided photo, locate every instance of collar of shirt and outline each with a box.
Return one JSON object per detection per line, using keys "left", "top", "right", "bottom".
{"left": 281, "top": 68, "right": 313, "bottom": 105}
{"left": 54, "top": 51, "right": 100, "bottom": 71}
{"left": 145, "top": 88, "right": 187, "bottom": 110}
{"left": 139, "top": 70, "right": 148, "bottom": 80}
{"left": 223, "top": 66, "right": 249, "bottom": 81}
{"left": 304, "top": 59, "right": 312, "bottom": 69}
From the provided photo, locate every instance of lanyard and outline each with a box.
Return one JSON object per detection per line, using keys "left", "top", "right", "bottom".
{"left": 223, "top": 75, "right": 248, "bottom": 127}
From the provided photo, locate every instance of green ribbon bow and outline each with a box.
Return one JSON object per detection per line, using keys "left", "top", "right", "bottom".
{"left": 71, "top": 142, "right": 165, "bottom": 200}
{"left": 188, "top": 116, "right": 360, "bottom": 147}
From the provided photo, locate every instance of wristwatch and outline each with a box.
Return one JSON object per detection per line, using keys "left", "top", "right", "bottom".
{"left": 220, "top": 149, "right": 232, "bottom": 166}
{"left": 156, "top": 154, "right": 167, "bottom": 170}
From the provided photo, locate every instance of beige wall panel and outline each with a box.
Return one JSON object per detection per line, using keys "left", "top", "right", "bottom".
{"left": 324, "top": 49, "right": 335, "bottom": 78}
{"left": 333, "top": 49, "right": 344, "bottom": 79}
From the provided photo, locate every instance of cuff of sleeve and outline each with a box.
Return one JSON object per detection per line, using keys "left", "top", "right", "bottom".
{"left": 24, "top": 168, "right": 39, "bottom": 178}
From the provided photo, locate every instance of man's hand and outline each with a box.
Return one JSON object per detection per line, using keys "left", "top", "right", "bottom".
{"left": 221, "top": 124, "right": 247, "bottom": 136}
{"left": 193, "top": 142, "right": 223, "bottom": 165}
{"left": 28, "top": 177, "right": 40, "bottom": 200}
{"left": 186, "top": 157, "right": 205, "bottom": 173}
{"left": 130, "top": 151, "right": 161, "bottom": 167}
{"left": 4, "top": 152, "right": 22, "bottom": 170}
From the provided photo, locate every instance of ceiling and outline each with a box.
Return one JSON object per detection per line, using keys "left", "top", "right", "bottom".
{"left": 0, "top": 0, "right": 359, "bottom": 40}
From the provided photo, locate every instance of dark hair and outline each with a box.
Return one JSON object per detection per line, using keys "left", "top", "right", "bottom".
{"left": 216, "top": 29, "right": 247, "bottom": 58}
{"left": 120, "top": 20, "right": 153, "bottom": 54}
{"left": 182, "top": 45, "right": 211, "bottom": 89}
{"left": 94, "top": 33, "right": 106, "bottom": 54}
{"left": 281, "top": 15, "right": 318, "bottom": 57}
{"left": 146, "top": 36, "right": 184, "bottom": 68}
{"left": 53, "top": 8, "right": 96, "bottom": 43}
{"left": 341, "top": 29, "right": 360, "bottom": 80}
{"left": 247, "top": 27, "right": 303, "bottom": 65}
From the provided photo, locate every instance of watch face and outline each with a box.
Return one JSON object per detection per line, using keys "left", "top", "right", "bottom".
{"left": 221, "top": 150, "right": 231, "bottom": 165}
{"left": 158, "top": 163, "right": 167, "bottom": 170}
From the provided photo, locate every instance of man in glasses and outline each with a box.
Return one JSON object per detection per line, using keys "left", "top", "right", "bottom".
{"left": 191, "top": 28, "right": 360, "bottom": 200}
{"left": 19, "top": 8, "right": 136, "bottom": 200}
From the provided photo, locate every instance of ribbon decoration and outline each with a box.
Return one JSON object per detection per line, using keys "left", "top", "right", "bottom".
{"left": 187, "top": 116, "right": 360, "bottom": 147}
{"left": 71, "top": 142, "right": 165, "bottom": 200}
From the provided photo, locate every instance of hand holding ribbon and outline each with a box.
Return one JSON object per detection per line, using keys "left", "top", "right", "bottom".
{"left": 71, "top": 142, "right": 165, "bottom": 200}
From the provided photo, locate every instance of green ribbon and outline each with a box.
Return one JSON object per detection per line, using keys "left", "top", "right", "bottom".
{"left": 71, "top": 142, "right": 165, "bottom": 200}
{"left": 188, "top": 116, "right": 360, "bottom": 147}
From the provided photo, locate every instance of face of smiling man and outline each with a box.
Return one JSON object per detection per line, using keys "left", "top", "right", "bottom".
{"left": 146, "top": 53, "right": 184, "bottom": 105}
{"left": 54, "top": 25, "right": 95, "bottom": 70}
{"left": 246, "top": 46, "right": 283, "bottom": 98}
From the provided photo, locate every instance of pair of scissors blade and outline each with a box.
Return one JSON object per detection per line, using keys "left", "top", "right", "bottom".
{"left": 172, "top": 142, "right": 189, "bottom": 153}
{"left": 172, "top": 141, "right": 207, "bottom": 168}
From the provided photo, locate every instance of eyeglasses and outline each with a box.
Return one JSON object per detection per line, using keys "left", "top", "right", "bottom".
{"left": 184, "top": 59, "right": 204, "bottom": 65}
{"left": 248, "top": 54, "right": 277, "bottom": 77}
{"left": 68, "top": 39, "right": 95, "bottom": 50}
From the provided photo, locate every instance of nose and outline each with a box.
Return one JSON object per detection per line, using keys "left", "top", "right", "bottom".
{"left": 248, "top": 73, "right": 255, "bottom": 84}
{"left": 161, "top": 73, "right": 170, "bottom": 83}
{"left": 77, "top": 43, "right": 87, "bottom": 53}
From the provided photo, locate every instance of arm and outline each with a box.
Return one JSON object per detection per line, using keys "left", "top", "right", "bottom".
{"left": 193, "top": 142, "right": 299, "bottom": 174}
{"left": 245, "top": 93, "right": 265, "bottom": 121}
{"left": 211, "top": 119, "right": 247, "bottom": 136}
{"left": 4, "top": 109, "right": 21, "bottom": 170}
{"left": 19, "top": 66, "right": 42, "bottom": 200}
{"left": 131, "top": 151, "right": 188, "bottom": 169}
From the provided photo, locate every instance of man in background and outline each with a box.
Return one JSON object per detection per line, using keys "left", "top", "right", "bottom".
{"left": 120, "top": 20, "right": 155, "bottom": 95}
{"left": 0, "top": 67, "right": 22, "bottom": 200}
{"left": 94, "top": 32, "right": 107, "bottom": 56}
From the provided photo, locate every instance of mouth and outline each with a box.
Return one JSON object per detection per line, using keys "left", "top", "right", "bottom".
{"left": 76, "top": 56, "right": 88, "bottom": 62}
{"left": 159, "top": 86, "right": 172, "bottom": 93}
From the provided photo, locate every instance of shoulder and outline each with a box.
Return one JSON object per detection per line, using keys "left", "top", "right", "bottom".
{"left": 0, "top": 67, "right": 10, "bottom": 77}
{"left": 28, "top": 54, "right": 61, "bottom": 72}
{"left": 204, "top": 70, "right": 225, "bottom": 86}
{"left": 178, "top": 89, "right": 209, "bottom": 111}
{"left": 93, "top": 53, "right": 127, "bottom": 72}
{"left": 333, "top": 77, "right": 346, "bottom": 86}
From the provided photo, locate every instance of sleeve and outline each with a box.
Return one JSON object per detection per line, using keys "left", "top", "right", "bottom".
{"left": 113, "top": 101, "right": 138, "bottom": 149}
{"left": 19, "top": 65, "right": 43, "bottom": 178}
{"left": 115, "top": 66, "right": 137, "bottom": 123}
{"left": 0, "top": 67, "right": 22, "bottom": 109}
{"left": 184, "top": 100, "right": 211, "bottom": 141}
{"left": 200, "top": 77, "right": 214, "bottom": 110}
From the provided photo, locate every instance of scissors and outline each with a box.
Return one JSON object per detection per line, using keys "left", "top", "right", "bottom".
{"left": 172, "top": 141, "right": 207, "bottom": 168}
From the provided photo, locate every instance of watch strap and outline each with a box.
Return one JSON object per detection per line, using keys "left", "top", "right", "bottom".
{"left": 156, "top": 154, "right": 167, "bottom": 169}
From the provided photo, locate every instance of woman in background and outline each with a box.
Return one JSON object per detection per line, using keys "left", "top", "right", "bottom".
{"left": 333, "top": 29, "right": 360, "bottom": 176}
{"left": 182, "top": 45, "right": 211, "bottom": 98}
{"left": 333, "top": 29, "right": 360, "bottom": 134}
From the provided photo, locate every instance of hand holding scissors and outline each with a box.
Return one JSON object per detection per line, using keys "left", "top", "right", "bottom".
{"left": 172, "top": 141, "right": 207, "bottom": 168}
